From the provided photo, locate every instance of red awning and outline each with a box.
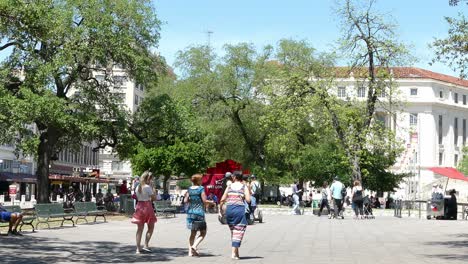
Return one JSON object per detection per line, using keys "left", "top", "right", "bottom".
{"left": 429, "top": 167, "right": 468, "bottom": 182}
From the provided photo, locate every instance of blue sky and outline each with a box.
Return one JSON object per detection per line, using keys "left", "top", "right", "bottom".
{"left": 153, "top": 0, "right": 466, "bottom": 77}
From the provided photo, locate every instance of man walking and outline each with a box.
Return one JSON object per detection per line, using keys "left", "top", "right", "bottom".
{"left": 291, "top": 181, "right": 302, "bottom": 215}
{"left": 250, "top": 175, "right": 261, "bottom": 204}
{"left": 330, "top": 176, "right": 345, "bottom": 219}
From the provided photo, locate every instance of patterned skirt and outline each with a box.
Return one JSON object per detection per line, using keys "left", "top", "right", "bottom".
{"left": 186, "top": 213, "right": 206, "bottom": 230}
{"left": 226, "top": 205, "right": 247, "bottom": 247}
{"left": 131, "top": 201, "right": 157, "bottom": 225}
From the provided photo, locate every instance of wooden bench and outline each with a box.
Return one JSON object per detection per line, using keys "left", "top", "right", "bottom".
{"left": 35, "top": 203, "right": 76, "bottom": 229}
{"left": 154, "top": 200, "right": 177, "bottom": 218}
{"left": 74, "top": 202, "right": 107, "bottom": 224}
{"left": 0, "top": 205, "right": 36, "bottom": 232}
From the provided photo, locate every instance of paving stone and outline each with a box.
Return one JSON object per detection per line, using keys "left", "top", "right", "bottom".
{"left": 0, "top": 214, "right": 467, "bottom": 264}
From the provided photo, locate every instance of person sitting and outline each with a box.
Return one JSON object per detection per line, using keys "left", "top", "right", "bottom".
{"left": 373, "top": 197, "right": 381, "bottom": 208}
{"left": 0, "top": 204, "right": 23, "bottom": 236}
{"left": 95, "top": 189, "right": 104, "bottom": 208}
{"left": 104, "top": 189, "right": 115, "bottom": 211}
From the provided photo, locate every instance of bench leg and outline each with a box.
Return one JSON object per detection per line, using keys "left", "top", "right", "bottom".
{"left": 93, "top": 214, "right": 106, "bottom": 223}
{"left": 62, "top": 217, "right": 75, "bottom": 227}
{"left": 36, "top": 217, "right": 51, "bottom": 230}
{"left": 20, "top": 221, "right": 35, "bottom": 232}
{"left": 76, "top": 215, "right": 88, "bottom": 224}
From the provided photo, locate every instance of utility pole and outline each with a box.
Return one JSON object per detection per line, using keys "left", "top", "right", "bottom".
{"left": 205, "top": 30, "right": 213, "bottom": 47}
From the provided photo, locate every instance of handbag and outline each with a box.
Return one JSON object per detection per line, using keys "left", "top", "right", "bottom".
{"left": 191, "top": 220, "right": 207, "bottom": 231}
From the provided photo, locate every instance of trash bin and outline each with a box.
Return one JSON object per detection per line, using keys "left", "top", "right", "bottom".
{"left": 427, "top": 199, "right": 444, "bottom": 219}
{"left": 119, "top": 194, "right": 132, "bottom": 214}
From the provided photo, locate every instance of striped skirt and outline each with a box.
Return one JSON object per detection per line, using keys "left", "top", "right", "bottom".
{"left": 226, "top": 204, "right": 247, "bottom": 247}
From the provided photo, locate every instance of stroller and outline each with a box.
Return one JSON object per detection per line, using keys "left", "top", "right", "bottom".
{"left": 363, "top": 196, "right": 375, "bottom": 219}
{"left": 329, "top": 198, "right": 345, "bottom": 219}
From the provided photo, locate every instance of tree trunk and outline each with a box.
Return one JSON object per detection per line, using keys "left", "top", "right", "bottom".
{"left": 162, "top": 174, "right": 170, "bottom": 195}
{"left": 351, "top": 153, "right": 362, "bottom": 182}
{"left": 36, "top": 127, "right": 60, "bottom": 204}
{"left": 36, "top": 133, "right": 51, "bottom": 203}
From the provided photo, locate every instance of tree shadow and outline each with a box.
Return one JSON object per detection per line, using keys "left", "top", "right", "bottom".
{"left": 423, "top": 233, "right": 468, "bottom": 261}
{"left": 0, "top": 236, "right": 187, "bottom": 263}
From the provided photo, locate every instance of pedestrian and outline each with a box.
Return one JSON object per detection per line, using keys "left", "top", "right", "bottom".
{"left": 131, "top": 171, "right": 157, "bottom": 254}
{"left": 351, "top": 180, "right": 364, "bottom": 219}
{"left": 330, "top": 176, "right": 345, "bottom": 219}
{"left": 250, "top": 175, "right": 261, "bottom": 204}
{"left": 219, "top": 171, "right": 251, "bottom": 260}
{"left": 318, "top": 181, "right": 331, "bottom": 217}
{"left": 291, "top": 181, "right": 302, "bottom": 215}
{"left": 184, "top": 174, "right": 213, "bottom": 257}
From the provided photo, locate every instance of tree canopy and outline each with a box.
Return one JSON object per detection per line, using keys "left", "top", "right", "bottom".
{"left": 0, "top": 0, "right": 162, "bottom": 202}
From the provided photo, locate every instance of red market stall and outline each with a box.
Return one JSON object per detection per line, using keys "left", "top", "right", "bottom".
{"left": 202, "top": 159, "right": 250, "bottom": 201}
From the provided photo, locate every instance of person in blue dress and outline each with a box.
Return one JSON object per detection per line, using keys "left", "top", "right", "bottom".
{"left": 184, "top": 174, "right": 213, "bottom": 257}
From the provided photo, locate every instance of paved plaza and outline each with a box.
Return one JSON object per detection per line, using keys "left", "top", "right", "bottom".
{"left": 0, "top": 214, "right": 467, "bottom": 264}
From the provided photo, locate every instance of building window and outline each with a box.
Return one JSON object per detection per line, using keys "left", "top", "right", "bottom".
{"left": 409, "top": 113, "right": 418, "bottom": 127}
{"left": 455, "top": 93, "right": 458, "bottom": 103}
{"left": 464, "top": 119, "right": 466, "bottom": 146}
{"left": 439, "top": 91, "right": 443, "bottom": 99}
{"left": 113, "top": 76, "right": 126, "bottom": 88}
{"left": 438, "top": 115, "right": 443, "bottom": 145}
{"left": 464, "top": 95, "right": 467, "bottom": 105}
{"left": 338, "top": 87, "right": 346, "bottom": 98}
{"left": 454, "top": 117, "right": 459, "bottom": 145}
{"left": 357, "top": 87, "right": 366, "bottom": 98}
{"left": 134, "top": 94, "right": 139, "bottom": 105}
{"left": 379, "top": 88, "right": 387, "bottom": 98}
{"left": 114, "top": 93, "right": 125, "bottom": 102}
{"left": 410, "top": 88, "right": 418, "bottom": 96}
{"left": 455, "top": 154, "right": 459, "bottom": 166}
{"left": 439, "top": 153, "right": 443, "bottom": 166}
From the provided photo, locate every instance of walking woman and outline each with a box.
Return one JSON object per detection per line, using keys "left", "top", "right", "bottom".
{"left": 351, "top": 180, "right": 364, "bottom": 219}
{"left": 184, "top": 174, "right": 212, "bottom": 257}
{"left": 219, "top": 171, "right": 251, "bottom": 260}
{"left": 318, "top": 181, "right": 331, "bottom": 217}
{"left": 131, "top": 171, "right": 157, "bottom": 254}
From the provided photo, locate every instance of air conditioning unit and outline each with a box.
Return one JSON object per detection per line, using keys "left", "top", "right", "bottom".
{"left": 439, "top": 144, "right": 445, "bottom": 151}
{"left": 455, "top": 146, "right": 460, "bottom": 152}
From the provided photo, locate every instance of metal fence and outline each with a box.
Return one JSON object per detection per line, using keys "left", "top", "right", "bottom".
{"left": 394, "top": 199, "right": 468, "bottom": 220}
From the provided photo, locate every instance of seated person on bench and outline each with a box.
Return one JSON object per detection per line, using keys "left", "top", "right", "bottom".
{"left": 0, "top": 204, "right": 23, "bottom": 236}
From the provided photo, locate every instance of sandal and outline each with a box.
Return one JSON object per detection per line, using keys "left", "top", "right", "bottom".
{"left": 191, "top": 247, "right": 199, "bottom": 257}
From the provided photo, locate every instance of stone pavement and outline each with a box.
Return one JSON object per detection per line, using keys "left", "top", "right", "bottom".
{"left": 0, "top": 214, "right": 467, "bottom": 264}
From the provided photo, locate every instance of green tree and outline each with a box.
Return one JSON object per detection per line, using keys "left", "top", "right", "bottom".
{"left": 174, "top": 43, "right": 274, "bottom": 173}
{"left": 457, "top": 146, "right": 468, "bottom": 175}
{"left": 0, "top": 0, "right": 161, "bottom": 203}
{"left": 430, "top": 13, "right": 467, "bottom": 79}
{"left": 323, "top": 0, "right": 410, "bottom": 181}
{"left": 131, "top": 141, "right": 209, "bottom": 194}
{"left": 177, "top": 179, "right": 192, "bottom": 190}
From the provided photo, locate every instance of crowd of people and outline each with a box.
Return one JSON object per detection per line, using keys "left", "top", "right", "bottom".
{"left": 129, "top": 170, "right": 257, "bottom": 259}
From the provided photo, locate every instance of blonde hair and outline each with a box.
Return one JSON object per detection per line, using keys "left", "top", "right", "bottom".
{"left": 191, "top": 174, "right": 203, "bottom": 186}
{"left": 138, "top": 171, "right": 153, "bottom": 194}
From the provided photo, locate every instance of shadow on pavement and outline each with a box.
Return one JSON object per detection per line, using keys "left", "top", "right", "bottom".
{"left": 0, "top": 235, "right": 187, "bottom": 263}
{"left": 423, "top": 233, "right": 468, "bottom": 261}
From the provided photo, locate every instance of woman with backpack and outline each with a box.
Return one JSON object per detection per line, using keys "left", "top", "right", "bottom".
{"left": 351, "top": 180, "right": 364, "bottom": 219}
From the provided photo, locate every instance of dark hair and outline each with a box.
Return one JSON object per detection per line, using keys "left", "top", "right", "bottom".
{"left": 233, "top": 171, "right": 243, "bottom": 181}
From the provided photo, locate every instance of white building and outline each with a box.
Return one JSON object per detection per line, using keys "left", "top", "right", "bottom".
{"left": 95, "top": 67, "right": 145, "bottom": 182}
{"left": 336, "top": 67, "right": 468, "bottom": 202}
